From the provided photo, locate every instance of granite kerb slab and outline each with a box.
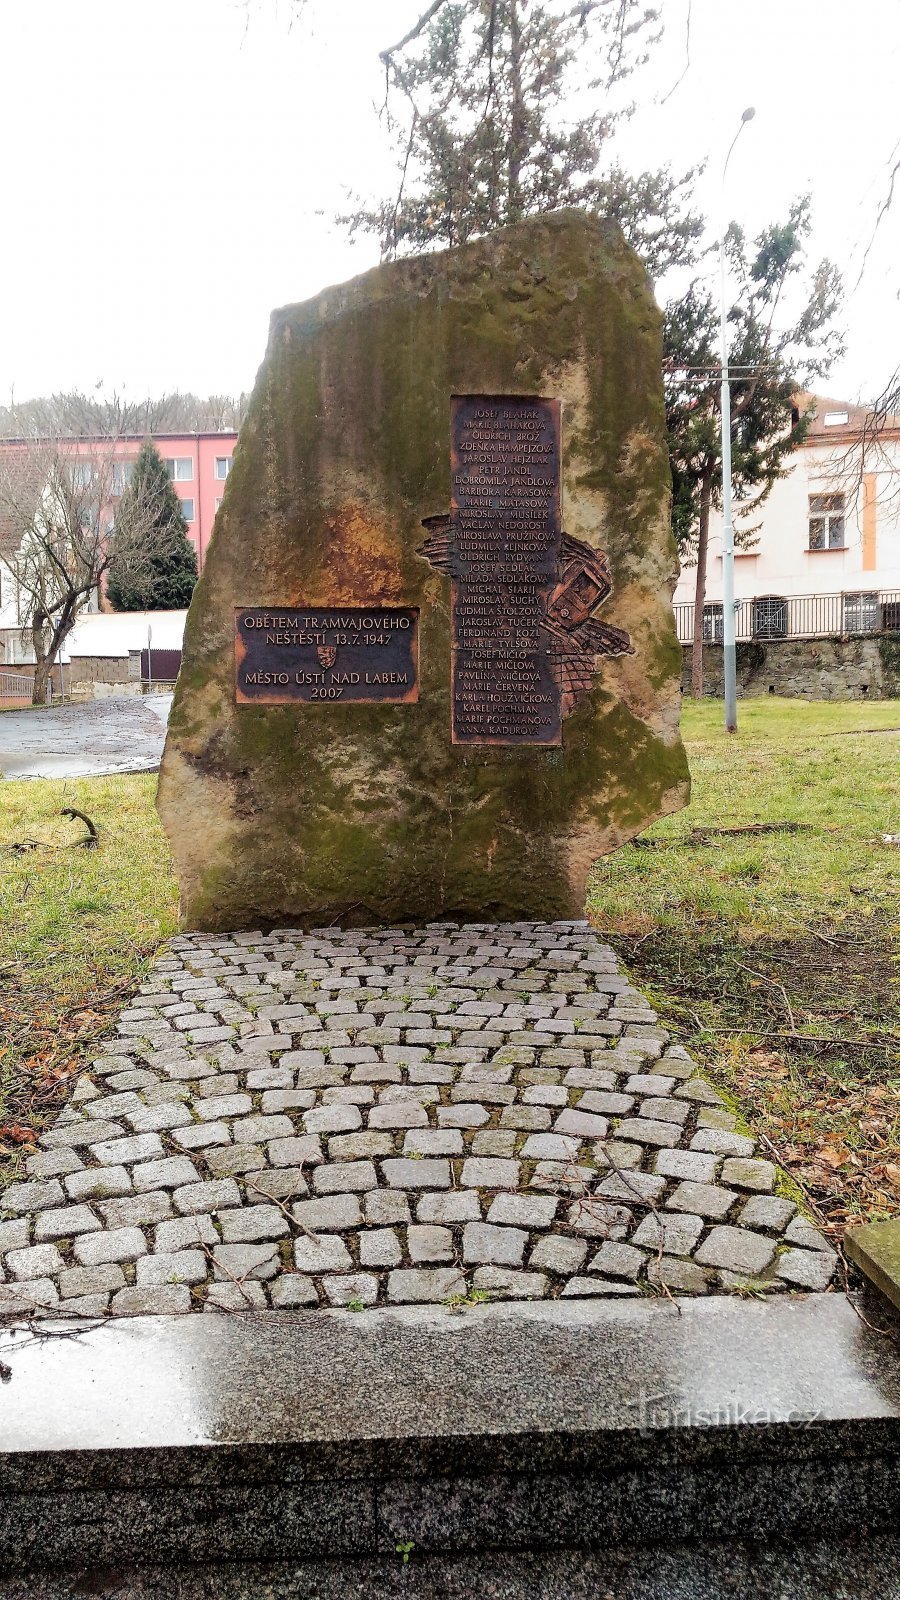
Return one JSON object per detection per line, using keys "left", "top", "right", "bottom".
{"left": 6, "top": 1541, "right": 900, "bottom": 1600}
{"left": 1, "top": 1297, "right": 899, "bottom": 1570}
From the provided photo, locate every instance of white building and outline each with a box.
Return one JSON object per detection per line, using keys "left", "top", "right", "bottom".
{"left": 673, "top": 396, "right": 900, "bottom": 641}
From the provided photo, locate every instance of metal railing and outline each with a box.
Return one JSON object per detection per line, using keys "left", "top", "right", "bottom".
{"left": 675, "top": 590, "right": 900, "bottom": 645}
{"left": 0, "top": 671, "right": 40, "bottom": 703}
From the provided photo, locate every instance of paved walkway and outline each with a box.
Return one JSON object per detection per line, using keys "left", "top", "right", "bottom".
{"left": 0, "top": 923, "right": 837, "bottom": 1316}
{"left": 0, "top": 694, "right": 172, "bottom": 779}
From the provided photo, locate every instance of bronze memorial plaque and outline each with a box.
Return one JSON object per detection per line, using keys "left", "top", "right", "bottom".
{"left": 448, "top": 394, "right": 562, "bottom": 744}
{"left": 420, "top": 394, "right": 634, "bottom": 746}
{"left": 235, "top": 607, "right": 419, "bottom": 705}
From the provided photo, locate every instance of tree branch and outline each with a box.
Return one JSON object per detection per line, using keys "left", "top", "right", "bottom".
{"left": 386, "top": 107, "right": 419, "bottom": 258}
{"left": 380, "top": 0, "right": 451, "bottom": 63}
{"left": 660, "top": 0, "right": 691, "bottom": 105}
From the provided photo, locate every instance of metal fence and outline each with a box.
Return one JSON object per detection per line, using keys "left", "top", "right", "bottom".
{"left": 140, "top": 648, "right": 182, "bottom": 688}
{"left": 0, "top": 671, "right": 40, "bottom": 703}
{"left": 674, "top": 590, "right": 900, "bottom": 645}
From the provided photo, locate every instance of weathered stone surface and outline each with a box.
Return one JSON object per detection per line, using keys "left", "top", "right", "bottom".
{"left": 529, "top": 1234, "right": 588, "bottom": 1275}
{"left": 158, "top": 212, "right": 688, "bottom": 930}
{"left": 6, "top": 1244, "right": 64, "bottom": 1281}
{"left": 845, "top": 1218, "right": 900, "bottom": 1312}
{"left": 776, "top": 1247, "right": 837, "bottom": 1291}
{"left": 739, "top": 1195, "right": 797, "bottom": 1233}
{"left": 387, "top": 1267, "right": 462, "bottom": 1303}
{"left": 33, "top": 1205, "right": 100, "bottom": 1242}
{"left": 269, "top": 1273, "right": 318, "bottom": 1308}
{"left": 472, "top": 1266, "right": 548, "bottom": 1298}
{"left": 359, "top": 1229, "right": 402, "bottom": 1268}
{"left": 110, "top": 1285, "right": 192, "bottom": 1316}
{"left": 589, "top": 1241, "right": 647, "bottom": 1279}
{"left": 646, "top": 1256, "right": 711, "bottom": 1294}
{"left": 322, "top": 1273, "right": 378, "bottom": 1307}
{"left": 73, "top": 1228, "right": 148, "bottom": 1266}
{"left": 695, "top": 1226, "right": 776, "bottom": 1277}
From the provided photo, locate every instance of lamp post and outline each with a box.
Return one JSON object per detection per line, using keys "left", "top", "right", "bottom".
{"left": 720, "top": 105, "right": 755, "bottom": 735}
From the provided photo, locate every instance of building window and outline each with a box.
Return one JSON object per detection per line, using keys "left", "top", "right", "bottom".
{"left": 180, "top": 498, "right": 195, "bottom": 522}
{"left": 808, "top": 492, "right": 845, "bottom": 550}
{"left": 164, "top": 457, "right": 193, "bottom": 482}
{"left": 111, "top": 461, "right": 133, "bottom": 494}
{"left": 702, "top": 603, "right": 724, "bottom": 643}
{"left": 843, "top": 592, "right": 878, "bottom": 633}
{"left": 214, "top": 456, "right": 232, "bottom": 480}
{"left": 752, "top": 596, "right": 789, "bottom": 639}
{"left": 823, "top": 411, "right": 849, "bottom": 427}
{"left": 71, "top": 461, "right": 94, "bottom": 489}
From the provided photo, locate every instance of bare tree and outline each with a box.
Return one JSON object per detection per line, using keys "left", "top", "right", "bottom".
{"left": 666, "top": 201, "right": 843, "bottom": 697}
{"left": 0, "top": 437, "right": 173, "bottom": 704}
{"left": 0, "top": 389, "right": 249, "bottom": 440}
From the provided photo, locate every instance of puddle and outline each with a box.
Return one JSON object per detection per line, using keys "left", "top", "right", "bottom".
{"left": 0, "top": 694, "right": 172, "bottom": 780}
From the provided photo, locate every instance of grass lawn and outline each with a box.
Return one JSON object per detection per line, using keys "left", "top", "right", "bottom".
{"left": 0, "top": 697, "right": 897, "bottom": 1236}
{"left": 0, "top": 775, "right": 178, "bottom": 1183}
{"left": 590, "top": 696, "right": 900, "bottom": 1236}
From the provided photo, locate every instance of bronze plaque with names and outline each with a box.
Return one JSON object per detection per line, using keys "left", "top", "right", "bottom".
{"left": 419, "top": 394, "right": 634, "bottom": 746}
{"left": 234, "top": 607, "right": 419, "bottom": 704}
{"left": 451, "top": 394, "right": 563, "bottom": 745}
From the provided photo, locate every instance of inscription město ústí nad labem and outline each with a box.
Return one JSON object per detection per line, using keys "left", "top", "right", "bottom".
{"left": 234, "top": 607, "right": 419, "bottom": 704}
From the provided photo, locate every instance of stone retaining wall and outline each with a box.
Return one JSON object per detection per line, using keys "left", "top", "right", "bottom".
{"left": 682, "top": 636, "right": 900, "bottom": 699}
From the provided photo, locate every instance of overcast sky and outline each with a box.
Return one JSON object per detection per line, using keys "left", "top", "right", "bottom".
{"left": 1, "top": 0, "right": 897, "bottom": 407}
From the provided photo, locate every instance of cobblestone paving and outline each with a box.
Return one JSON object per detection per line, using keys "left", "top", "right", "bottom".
{"left": 0, "top": 922, "right": 837, "bottom": 1316}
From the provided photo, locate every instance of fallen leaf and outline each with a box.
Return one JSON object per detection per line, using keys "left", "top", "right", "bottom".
{"left": 0, "top": 1124, "right": 37, "bottom": 1144}
{"left": 818, "top": 1146, "right": 852, "bottom": 1170}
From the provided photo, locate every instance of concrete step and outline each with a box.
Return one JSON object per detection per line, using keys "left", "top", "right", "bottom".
{"left": 1, "top": 1296, "right": 899, "bottom": 1577}
{"left": 4, "top": 1539, "right": 900, "bottom": 1599}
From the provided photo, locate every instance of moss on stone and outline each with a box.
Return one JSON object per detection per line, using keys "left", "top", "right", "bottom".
{"left": 159, "top": 211, "right": 689, "bottom": 930}
{"left": 876, "top": 633, "right": 900, "bottom": 691}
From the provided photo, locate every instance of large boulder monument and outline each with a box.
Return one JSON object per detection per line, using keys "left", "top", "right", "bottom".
{"left": 158, "top": 211, "right": 689, "bottom": 929}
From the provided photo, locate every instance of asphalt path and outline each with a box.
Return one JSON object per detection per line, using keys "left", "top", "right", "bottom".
{"left": 0, "top": 694, "right": 172, "bottom": 780}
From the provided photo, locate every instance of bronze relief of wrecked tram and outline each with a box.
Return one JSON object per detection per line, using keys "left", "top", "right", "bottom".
{"left": 420, "top": 515, "right": 633, "bottom": 724}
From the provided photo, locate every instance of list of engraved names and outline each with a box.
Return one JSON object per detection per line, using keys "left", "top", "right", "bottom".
{"left": 450, "top": 394, "right": 562, "bottom": 745}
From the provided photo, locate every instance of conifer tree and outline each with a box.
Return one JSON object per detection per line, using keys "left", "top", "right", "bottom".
{"left": 342, "top": 4, "right": 843, "bottom": 701}
{"left": 343, "top": 0, "right": 701, "bottom": 278}
{"left": 106, "top": 441, "right": 198, "bottom": 611}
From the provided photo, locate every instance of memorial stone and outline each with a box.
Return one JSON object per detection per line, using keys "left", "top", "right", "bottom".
{"left": 158, "top": 211, "right": 689, "bottom": 929}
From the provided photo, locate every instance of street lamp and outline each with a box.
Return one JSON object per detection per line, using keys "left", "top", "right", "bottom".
{"left": 720, "top": 105, "right": 755, "bottom": 735}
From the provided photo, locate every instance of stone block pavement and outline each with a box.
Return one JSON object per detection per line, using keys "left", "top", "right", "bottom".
{"left": 0, "top": 923, "right": 837, "bottom": 1317}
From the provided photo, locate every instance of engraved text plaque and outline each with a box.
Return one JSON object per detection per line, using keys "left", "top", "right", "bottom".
{"left": 235, "top": 607, "right": 419, "bottom": 704}
{"left": 450, "top": 394, "right": 562, "bottom": 745}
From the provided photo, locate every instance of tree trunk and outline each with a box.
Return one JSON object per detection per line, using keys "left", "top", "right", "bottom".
{"left": 31, "top": 653, "right": 51, "bottom": 706}
{"left": 689, "top": 472, "right": 713, "bottom": 698}
{"left": 30, "top": 605, "right": 75, "bottom": 706}
{"left": 508, "top": 0, "right": 525, "bottom": 221}
{"left": 30, "top": 614, "right": 51, "bottom": 705}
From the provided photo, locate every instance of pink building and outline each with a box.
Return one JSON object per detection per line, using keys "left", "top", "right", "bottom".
{"left": 0, "top": 430, "right": 238, "bottom": 574}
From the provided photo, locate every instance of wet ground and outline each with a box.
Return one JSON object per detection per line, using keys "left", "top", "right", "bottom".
{"left": 0, "top": 695, "right": 172, "bottom": 780}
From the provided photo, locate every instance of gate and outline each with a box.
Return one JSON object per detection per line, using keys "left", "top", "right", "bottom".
{"left": 140, "top": 648, "right": 182, "bottom": 687}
